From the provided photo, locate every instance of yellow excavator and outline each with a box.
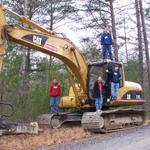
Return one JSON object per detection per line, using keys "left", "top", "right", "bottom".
{"left": 0, "top": 5, "right": 145, "bottom": 133}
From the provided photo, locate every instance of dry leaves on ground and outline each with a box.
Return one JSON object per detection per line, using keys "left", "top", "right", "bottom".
{"left": 0, "top": 127, "right": 94, "bottom": 150}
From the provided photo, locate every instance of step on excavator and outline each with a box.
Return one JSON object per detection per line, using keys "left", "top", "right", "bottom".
{"left": 0, "top": 5, "right": 145, "bottom": 133}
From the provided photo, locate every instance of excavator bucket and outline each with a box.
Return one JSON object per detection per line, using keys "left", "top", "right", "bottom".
{"left": 0, "top": 5, "right": 7, "bottom": 72}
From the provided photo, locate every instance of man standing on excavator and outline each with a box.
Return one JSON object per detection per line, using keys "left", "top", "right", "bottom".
{"left": 49, "top": 79, "right": 61, "bottom": 113}
{"left": 100, "top": 26, "right": 113, "bottom": 61}
{"left": 106, "top": 64, "right": 121, "bottom": 100}
{"left": 93, "top": 76, "right": 105, "bottom": 112}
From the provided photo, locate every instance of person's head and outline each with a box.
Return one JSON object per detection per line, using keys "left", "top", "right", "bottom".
{"left": 97, "top": 76, "right": 102, "bottom": 82}
{"left": 104, "top": 26, "right": 109, "bottom": 33}
{"left": 53, "top": 79, "right": 58, "bottom": 84}
{"left": 114, "top": 65, "right": 119, "bottom": 71}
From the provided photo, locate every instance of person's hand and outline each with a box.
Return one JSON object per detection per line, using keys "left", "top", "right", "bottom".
{"left": 102, "top": 80, "right": 105, "bottom": 85}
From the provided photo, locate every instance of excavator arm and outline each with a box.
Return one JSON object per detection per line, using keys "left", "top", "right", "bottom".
{"left": 0, "top": 5, "right": 88, "bottom": 108}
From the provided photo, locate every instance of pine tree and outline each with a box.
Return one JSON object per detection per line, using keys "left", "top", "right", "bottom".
{"left": 134, "top": 0, "right": 144, "bottom": 87}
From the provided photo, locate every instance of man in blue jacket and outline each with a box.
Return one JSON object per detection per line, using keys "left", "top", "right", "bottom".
{"left": 101, "top": 26, "right": 113, "bottom": 61}
{"left": 106, "top": 64, "right": 121, "bottom": 100}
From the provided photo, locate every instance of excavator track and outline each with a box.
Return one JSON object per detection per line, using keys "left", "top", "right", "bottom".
{"left": 81, "top": 108, "right": 145, "bottom": 133}
{"left": 37, "top": 112, "right": 82, "bottom": 128}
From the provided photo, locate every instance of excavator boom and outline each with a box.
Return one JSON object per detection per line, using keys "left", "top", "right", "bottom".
{"left": 0, "top": 5, "right": 88, "bottom": 108}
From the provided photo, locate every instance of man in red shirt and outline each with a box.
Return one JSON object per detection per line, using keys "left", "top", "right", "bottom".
{"left": 49, "top": 79, "right": 61, "bottom": 113}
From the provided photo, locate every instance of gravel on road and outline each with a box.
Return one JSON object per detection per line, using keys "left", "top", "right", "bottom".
{"left": 36, "top": 125, "right": 150, "bottom": 150}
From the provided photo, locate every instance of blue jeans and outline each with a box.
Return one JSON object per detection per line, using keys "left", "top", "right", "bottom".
{"left": 95, "top": 94, "right": 103, "bottom": 111}
{"left": 111, "top": 82, "right": 119, "bottom": 100}
{"left": 102, "top": 45, "right": 113, "bottom": 60}
{"left": 50, "top": 96, "right": 59, "bottom": 113}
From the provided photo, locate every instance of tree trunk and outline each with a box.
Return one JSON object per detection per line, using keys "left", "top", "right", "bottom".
{"left": 24, "top": 0, "right": 31, "bottom": 74}
{"left": 50, "top": 1, "right": 53, "bottom": 31}
{"left": 26, "top": 48, "right": 30, "bottom": 74}
{"left": 109, "top": 0, "right": 118, "bottom": 61}
{"left": 135, "top": 0, "right": 144, "bottom": 87}
{"left": 139, "top": 0, "right": 150, "bottom": 92}
{"left": 123, "top": 15, "right": 129, "bottom": 64}
{"left": 20, "top": 0, "right": 30, "bottom": 119}
{"left": 49, "top": 1, "right": 54, "bottom": 66}
{"left": 139, "top": 0, "right": 150, "bottom": 118}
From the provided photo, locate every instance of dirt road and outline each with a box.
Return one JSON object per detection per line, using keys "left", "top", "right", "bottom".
{"left": 0, "top": 127, "right": 94, "bottom": 150}
{"left": 36, "top": 125, "right": 150, "bottom": 150}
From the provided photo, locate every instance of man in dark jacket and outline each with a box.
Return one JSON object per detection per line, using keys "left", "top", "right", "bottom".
{"left": 101, "top": 26, "right": 113, "bottom": 61}
{"left": 93, "top": 76, "right": 105, "bottom": 112}
{"left": 106, "top": 65, "right": 121, "bottom": 100}
{"left": 49, "top": 79, "right": 61, "bottom": 113}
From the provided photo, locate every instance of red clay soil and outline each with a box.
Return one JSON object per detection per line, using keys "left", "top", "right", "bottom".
{"left": 0, "top": 127, "right": 95, "bottom": 150}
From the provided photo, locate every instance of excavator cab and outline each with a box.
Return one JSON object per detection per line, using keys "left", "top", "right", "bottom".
{"left": 87, "top": 61, "right": 145, "bottom": 109}
{"left": 87, "top": 61, "right": 124, "bottom": 108}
